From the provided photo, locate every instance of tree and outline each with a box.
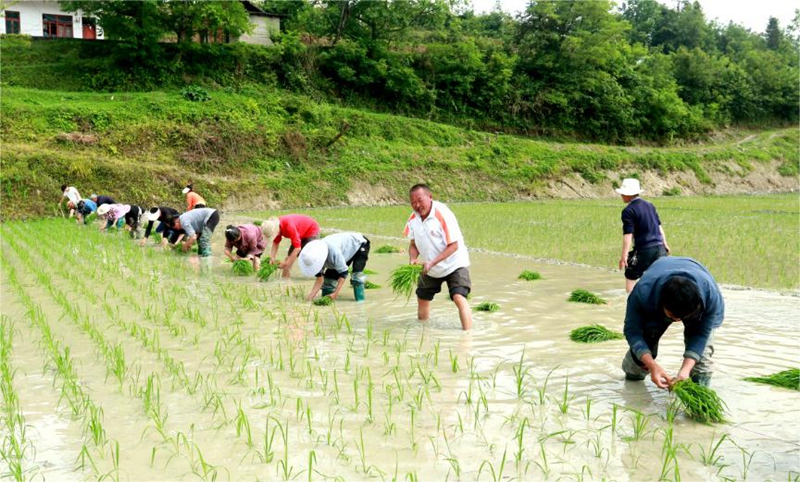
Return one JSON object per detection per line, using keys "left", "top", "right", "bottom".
{"left": 765, "top": 17, "right": 783, "bottom": 50}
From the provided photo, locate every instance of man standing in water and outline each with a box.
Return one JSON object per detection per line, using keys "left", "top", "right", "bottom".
{"left": 404, "top": 184, "right": 472, "bottom": 331}
{"left": 616, "top": 178, "right": 670, "bottom": 293}
{"left": 622, "top": 257, "right": 724, "bottom": 388}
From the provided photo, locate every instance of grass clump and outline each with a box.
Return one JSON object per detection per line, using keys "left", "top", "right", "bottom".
{"left": 568, "top": 289, "right": 607, "bottom": 305}
{"left": 232, "top": 260, "right": 255, "bottom": 276}
{"left": 671, "top": 380, "right": 727, "bottom": 424}
{"left": 569, "top": 324, "right": 624, "bottom": 343}
{"left": 257, "top": 262, "right": 279, "bottom": 282}
{"left": 743, "top": 368, "right": 799, "bottom": 391}
{"left": 518, "top": 270, "right": 541, "bottom": 281}
{"left": 364, "top": 281, "right": 381, "bottom": 289}
{"left": 389, "top": 264, "right": 424, "bottom": 299}
{"left": 475, "top": 301, "right": 500, "bottom": 312}
{"left": 313, "top": 296, "right": 334, "bottom": 306}
{"left": 375, "top": 245, "right": 401, "bottom": 254}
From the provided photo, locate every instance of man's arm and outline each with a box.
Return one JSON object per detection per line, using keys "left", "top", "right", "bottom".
{"left": 307, "top": 276, "right": 324, "bottom": 301}
{"left": 329, "top": 277, "right": 348, "bottom": 300}
{"left": 659, "top": 225, "right": 670, "bottom": 253}
{"left": 182, "top": 235, "right": 197, "bottom": 252}
{"left": 620, "top": 233, "right": 633, "bottom": 269}
{"left": 423, "top": 241, "right": 459, "bottom": 275}
{"left": 409, "top": 240, "right": 420, "bottom": 264}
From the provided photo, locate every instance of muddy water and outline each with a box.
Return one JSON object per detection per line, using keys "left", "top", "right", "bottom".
{"left": 1, "top": 224, "right": 798, "bottom": 481}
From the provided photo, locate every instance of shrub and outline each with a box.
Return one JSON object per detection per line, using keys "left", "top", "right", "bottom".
{"left": 181, "top": 85, "right": 211, "bottom": 102}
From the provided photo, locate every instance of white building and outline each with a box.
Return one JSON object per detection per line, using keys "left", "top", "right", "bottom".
{"left": 1, "top": 1, "right": 103, "bottom": 40}
{"left": 239, "top": 0, "right": 281, "bottom": 46}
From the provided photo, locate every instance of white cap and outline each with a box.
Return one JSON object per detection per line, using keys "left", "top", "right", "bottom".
{"left": 615, "top": 178, "right": 644, "bottom": 196}
{"left": 146, "top": 208, "right": 161, "bottom": 222}
{"left": 97, "top": 204, "right": 111, "bottom": 216}
{"left": 298, "top": 240, "right": 328, "bottom": 277}
{"left": 182, "top": 187, "right": 191, "bottom": 194}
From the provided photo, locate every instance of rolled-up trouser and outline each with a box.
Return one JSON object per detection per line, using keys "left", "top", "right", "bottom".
{"left": 622, "top": 330, "right": 715, "bottom": 385}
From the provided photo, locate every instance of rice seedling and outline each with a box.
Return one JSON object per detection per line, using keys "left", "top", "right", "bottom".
{"left": 475, "top": 301, "right": 500, "bottom": 312}
{"left": 389, "top": 264, "right": 423, "bottom": 299}
{"left": 671, "top": 380, "right": 727, "bottom": 424}
{"left": 232, "top": 259, "right": 255, "bottom": 276}
{"left": 568, "top": 289, "right": 607, "bottom": 305}
{"left": 257, "top": 261, "right": 279, "bottom": 281}
{"left": 569, "top": 324, "right": 624, "bottom": 343}
{"left": 312, "top": 296, "right": 334, "bottom": 306}
{"left": 518, "top": 270, "right": 542, "bottom": 281}
{"left": 375, "top": 245, "right": 401, "bottom": 254}
{"left": 364, "top": 281, "right": 381, "bottom": 289}
{"left": 743, "top": 368, "right": 799, "bottom": 390}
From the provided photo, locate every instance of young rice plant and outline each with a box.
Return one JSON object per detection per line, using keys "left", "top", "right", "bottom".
{"left": 569, "top": 324, "right": 624, "bottom": 343}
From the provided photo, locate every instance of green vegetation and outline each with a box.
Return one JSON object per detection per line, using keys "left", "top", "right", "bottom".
{"left": 375, "top": 245, "right": 401, "bottom": 254}
{"left": 744, "top": 369, "right": 799, "bottom": 391}
{"left": 569, "top": 325, "right": 624, "bottom": 343}
{"left": 231, "top": 260, "right": 254, "bottom": 276}
{"left": 518, "top": 270, "right": 542, "bottom": 281}
{"left": 568, "top": 289, "right": 607, "bottom": 305}
{"left": 671, "top": 380, "right": 727, "bottom": 424}
{"left": 257, "top": 262, "right": 279, "bottom": 282}
{"left": 364, "top": 281, "right": 381, "bottom": 290}
{"left": 475, "top": 302, "right": 500, "bottom": 312}
{"left": 389, "top": 264, "right": 424, "bottom": 300}
{"left": 312, "top": 296, "right": 334, "bottom": 306}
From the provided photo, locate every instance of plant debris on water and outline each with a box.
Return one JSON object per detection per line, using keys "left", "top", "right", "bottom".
{"left": 743, "top": 368, "right": 799, "bottom": 391}
{"left": 232, "top": 259, "right": 255, "bottom": 276}
{"left": 364, "top": 281, "right": 380, "bottom": 289}
{"left": 257, "top": 261, "right": 279, "bottom": 281}
{"left": 389, "top": 264, "right": 424, "bottom": 299}
{"left": 518, "top": 270, "right": 542, "bottom": 281}
{"left": 568, "top": 289, "right": 607, "bottom": 305}
{"left": 375, "top": 245, "right": 401, "bottom": 254}
{"left": 312, "top": 296, "right": 334, "bottom": 306}
{"left": 570, "top": 324, "right": 624, "bottom": 343}
{"left": 475, "top": 301, "right": 500, "bottom": 312}
{"left": 671, "top": 380, "right": 727, "bottom": 424}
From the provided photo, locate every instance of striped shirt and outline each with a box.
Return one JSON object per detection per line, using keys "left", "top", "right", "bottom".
{"left": 404, "top": 201, "right": 469, "bottom": 278}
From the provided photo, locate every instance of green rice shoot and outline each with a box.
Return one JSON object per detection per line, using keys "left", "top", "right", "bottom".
{"left": 475, "top": 301, "right": 500, "bottom": 312}
{"left": 568, "top": 289, "right": 607, "bottom": 305}
{"left": 743, "top": 368, "right": 799, "bottom": 391}
{"left": 363, "top": 269, "right": 378, "bottom": 275}
{"left": 389, "top": 264, "right": 424, "bottom": 299}
{"left": 232, "top": 259, "right": 255, "bottom": 276}
{"left": 257, "top": 261, "right": 279, "bottom": 282}
{"left": 364, "top": 281, "right": 381, "bottom": 289}
{"left": 312, "top": 296, "right": 334, "bottom": 306}
{"left": 671, "top": 380, "right": 727, "bottom": 424}
{"left": 518, "top": 270, "right": 542, "bottom": 281}
{"left": 375, "top": 245, "right": 401, "bottom": 254}
{"left": 569, "top": 324, "right": 624, "bottom": 343}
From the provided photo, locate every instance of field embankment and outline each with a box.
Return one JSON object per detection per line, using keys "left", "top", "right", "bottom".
{"left": 1, "top": 85, "right": 798, "bottom": 220}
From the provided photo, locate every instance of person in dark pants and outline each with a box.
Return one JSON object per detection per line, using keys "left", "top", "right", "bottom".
{"left": 169, "top": 207, "right": 220, "bottom": 257}
{"left": 622, "top": 257, "right": 724, "bottom": 388}
{"left": 140, "top": 207, "right": 183, "bottom": 247}
{"left": 73, "top": 199, "right": 96, "bottom": 225}
{"left": 616, "top": 178, "right": 671, "bottom": 293}
{"left": 298, "top": 232, "right": 370, "bottom": 302}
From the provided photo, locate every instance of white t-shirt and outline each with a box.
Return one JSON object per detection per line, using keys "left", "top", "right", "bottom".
{"left": 63, "top": 186, "right": 81, "bottom": 205}
{"left": 403, "top": 201, "right": 469, "bottom": 278}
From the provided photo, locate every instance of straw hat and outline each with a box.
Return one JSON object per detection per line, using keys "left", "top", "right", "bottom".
{"left": 615, "top": 178, "right": 644, "bottom": 196}
{"left": 298, "top": 240, "right": 328, "bottom": 277}
{"left": 261, "top": 217, "right": 280, "bottom": 243}
{"left": 146, "top": 208, "right": 161, "bottom": 222}
{"left": 97, "top": 204, "right": 111, "bottom": 216}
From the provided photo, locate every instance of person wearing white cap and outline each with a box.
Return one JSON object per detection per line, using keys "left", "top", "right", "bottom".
{"left": 182, "top": 183, "right": 207, "bottom": 211}
{"left": 298, "top": 232, "right": 371, "bottom": 302}
{"left": 616, "top": 178, "right": 670, "bottom": 293}
{"left": 139, "top": 206, "right": 182, "bottom": 247}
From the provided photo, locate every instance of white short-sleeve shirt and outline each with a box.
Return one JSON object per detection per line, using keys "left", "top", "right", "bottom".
{"left": 63, "top": 186, "right": 81, "bottom": 205}
{"left": 403, "top": 200, "right": 469, "bottom": 278}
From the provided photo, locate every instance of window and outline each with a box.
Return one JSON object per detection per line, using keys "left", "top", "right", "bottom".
{"left": 5, "top": 11, "right": 20, "bottom": 34}
{"left": 42, "top": 14, "right": 73, "bottom": 38}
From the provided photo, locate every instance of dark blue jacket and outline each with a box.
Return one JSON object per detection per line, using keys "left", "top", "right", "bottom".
{"left": 624, "top": 257, "right": 724, "bottom": 362}
{"left": 622, "top": 197, "right": 663, "bottom": 249}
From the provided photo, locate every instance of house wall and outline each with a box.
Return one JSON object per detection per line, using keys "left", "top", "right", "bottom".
{"left": 1, "top": 0, "right": 103, "bottom": 39}
{"left": 238, "top": 16, "right": 279, "bottom": 46}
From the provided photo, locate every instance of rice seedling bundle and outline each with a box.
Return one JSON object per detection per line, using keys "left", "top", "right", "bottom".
{"left": 475, "top": 301, "right": 500, "bottom": 312}
{"left": 744, "top": 368, "right": 799, "bottom": 391}
{"left": 375, "top": 245, "right": 401, "bottom": 254}
{"left": 389, "top": 264, "right": 424, "bottom": 299}
{"left": 257, "top": 263, "right": 278, "bottom": 282}
{"left": 313, "top": 296, "right": 334, "bottom": 306}
{"left": 518, "top": 270, "right": 542, "bottom": 281}
{"left": 363, "top": 269, "right": 378, "bottom": 275}
{"left": 569, "top": 324, "right": 624, "bottom": 343}
{"left": 232, "top": 260, "right": 255, "bottom": 276}
{"left": 364, "top": 281, "right": 381, "bottom": 289}
{"left": 568, "top": 289, "right": 607, "bottom": 305}
{"left": 671, "top": 380, "right": 726, "bottom": 424}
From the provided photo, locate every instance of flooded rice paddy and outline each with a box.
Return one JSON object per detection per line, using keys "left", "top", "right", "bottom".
{"left": 1, "top": 219, "right": 798, "bottom": 481}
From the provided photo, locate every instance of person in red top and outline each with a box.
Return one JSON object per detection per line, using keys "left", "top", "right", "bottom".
{"left": 224, "top": 224, "right": 267, "bottom": 270}
{"left": 182, "top": 183, "right": 207, "bottom": 211}
{"left": 261, "top": 214, "right": 320, "bottom": 278}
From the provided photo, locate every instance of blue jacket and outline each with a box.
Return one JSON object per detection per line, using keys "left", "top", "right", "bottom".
{"left": 624, "top": 257, "right": 724, "bottom": 362}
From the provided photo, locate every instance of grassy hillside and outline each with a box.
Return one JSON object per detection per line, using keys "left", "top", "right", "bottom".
{"left": 1, "top": 83, "right": 798, "bottom": 220}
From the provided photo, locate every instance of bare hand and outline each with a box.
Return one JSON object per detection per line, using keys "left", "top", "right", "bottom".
{"left": 329, "top": 292, "right": 338, "bottom": 300}
{"left": 422, "top": 262, "right": 433, "bottom": 275}
{"left": 138, "top": 238, "right": 147, "bottom": 247}
{"left": 669, "top": 372, "right": 689, "bottom": 389}
{"left": 619, "top": 257, "right": 627, "bottom": 270}
{"left": 649, "top": 364, "right": 671, "bottom": 389}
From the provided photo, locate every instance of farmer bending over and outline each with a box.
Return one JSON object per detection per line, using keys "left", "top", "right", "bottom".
{"left": 298, "top": 232, "right": 370, "bottom": 302}
{"left": 59, "top": 184, "right": 82, "bottom": 218}
{"left": 622, "top": 257, "right": 724, "bottom": 388}
{"left": 73, "top": 198, "right": 96, "bottom": 225}
{"left": 224, "top": 224, "right": 267, "bottom": 270}
{"left": 261, "top": 214, "right": 320, "bottom": 278}
{"left": 140, "top": 207, "right": 183, "bottom": 247}
{"left": 404, "top": 183, "right": 472, "bottom": 331}
{"left": 169, "top": 207, "right": 220, "bottom": 257}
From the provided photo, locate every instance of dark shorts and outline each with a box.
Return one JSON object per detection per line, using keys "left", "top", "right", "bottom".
{"left": 416, "top": 266, "right": 471, "bottom": 301}
{"left": 323, "top": 238, "right": 370, "bottom": 279}
{"left": 124, "top": 205, "right": 143, "bottom": 228}
{"left": 204, "top": 211, "right": 220, "bottom": 233}
{"left": 287, "top": 235, "right": 319, "bottom": 257}
{"left": 625, "top": 245, "right": 667, "bottom": 281}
